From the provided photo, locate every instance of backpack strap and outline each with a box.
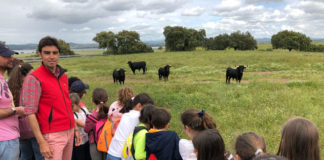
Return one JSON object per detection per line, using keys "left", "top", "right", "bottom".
{"left": 73, "top": 112, "right": 78, "bottom": 119}
{"left": 131, "top": 126, "right": 147, "bottom": 159}
{"left": 80, "top": 107, "right": 87, "bottom": 115}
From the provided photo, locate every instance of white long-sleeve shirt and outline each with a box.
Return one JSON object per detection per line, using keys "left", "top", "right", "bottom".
{"left": 108, "top": 110, "right": 140, "bottom": 158}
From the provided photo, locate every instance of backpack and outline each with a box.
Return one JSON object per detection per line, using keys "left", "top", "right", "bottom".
{"left": 87, "top": 114, "right": 106, "bottom": 144}
{"left": 96, "top": 117, "right": 121, "bottom": 152}
{"left": 122, "top": 126, "right": 147, "bottom": 159}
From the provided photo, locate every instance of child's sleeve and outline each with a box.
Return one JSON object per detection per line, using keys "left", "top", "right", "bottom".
{"left": 134, "top": 130, "right": 147, "bottom": 160}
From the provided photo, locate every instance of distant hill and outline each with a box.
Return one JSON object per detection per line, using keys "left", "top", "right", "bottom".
{"left": 7, "top": 43, "right": 98, "bottom": 50}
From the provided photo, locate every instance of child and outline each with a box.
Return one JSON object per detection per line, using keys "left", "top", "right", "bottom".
{"left": 71, "top": 93, "right": 91, "bottom": 160}
{"left": 235, "top": 132, "right": 266, "bottom": 160}
{"left": 108, "top": 93, "right": 154, "bottom": 160}
{"left": 84, "top": 88, "right": 109, "bottom": 160}
{"left": 192, "top": 129, "right": 226, "bottom": 160}
{"left": 145, "top": 108, "right": 182, "bottom": 160}
{"left": 179, "top": 109, "right": 217, "bottom": 160}
{"left": 132, "top": 104, "right": 156, "bottom": 160}
{"left": 277, "top": 117, "right": 320, "bottom": 160}
{"left": 108, "top": 87, "right": 134, "bottom": 121}
{"left": 68, "top": 77, "right": 90, "bottom": 110}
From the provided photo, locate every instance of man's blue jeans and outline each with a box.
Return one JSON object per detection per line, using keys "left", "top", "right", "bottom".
{"left": 0, "top": 138, "right": 19, "bottom": 160}
{"left": 20, "top": 137, "right": 44, "bottom": 160}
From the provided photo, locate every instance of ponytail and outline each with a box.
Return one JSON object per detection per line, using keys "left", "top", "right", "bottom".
{"left": 97, "top": 103, "right": 109, "bottom": 120}
{"left": 119, "top": 93, "right": 154, "bottom": 114}
{"left": 181, "top": 109, "right": 216, "bottom": 131}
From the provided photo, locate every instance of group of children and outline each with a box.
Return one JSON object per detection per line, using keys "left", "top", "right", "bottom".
{"left": 68, "top": 77, "right": 321, "bottom": 160}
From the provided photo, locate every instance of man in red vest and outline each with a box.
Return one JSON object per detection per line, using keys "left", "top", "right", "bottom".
{"left": 21, "top": 36, "right": 81, "bottom": 160}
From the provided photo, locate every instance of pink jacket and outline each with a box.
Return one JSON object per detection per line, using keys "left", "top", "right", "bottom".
{"left": 108, "top": 101, "right": 123, "bottom": 121}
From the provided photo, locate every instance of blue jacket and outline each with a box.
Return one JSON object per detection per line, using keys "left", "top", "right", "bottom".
{"left": 145, "top": 130, "right": 182, "bottom": 160}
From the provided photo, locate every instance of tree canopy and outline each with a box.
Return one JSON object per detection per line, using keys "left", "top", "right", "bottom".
{"left": 0, "top": 41, "right": 5, "bottom": 45}
{"left": 163, "top": 26, "right": 206, "bottom": 51}
{"left": 58, "top": 39, "right": 75, "bottom": 55}
{"left": 93, "top": 30, "right": 152, "bottom": 55}
{"left": 271, "top": 30, "right": 311, "bottom": 51}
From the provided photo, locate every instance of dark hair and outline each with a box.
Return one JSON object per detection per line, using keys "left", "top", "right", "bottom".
{"left": 181, "top": 109, "right": 216, "bottom": 131}
{"left": 277, "top": 117, "right": 320, "bottom": 160}
{"left": 192, "top": 129, "right": 226, "bottom": 160}
{"left": 235, "top": 132, "right": 266, "bottom": 160}
{"left": 253, "top": 154, "right": 287, "bottom": 160}
{"left": 120, "top": 93, "right": 154, "bottom": 113}
{"left": 68, "top": 76, "right": 80, "bottom": 88}
{"left": 139, "top": 104, "right": 156, "bottom": 128}
{"left": 92, "top": 88, "right": 109, "bottom": 120}
{"left": 8, "top": 63, "right": 33, "bottom": 107}
{"left": 151, "top": 108, "right": 171, "bottom": 129}
{"left": 38, "top": 36, "right": 60, "bottom": 53}
{"left": 70, "top": 93, "right": 80, "bottom": 106}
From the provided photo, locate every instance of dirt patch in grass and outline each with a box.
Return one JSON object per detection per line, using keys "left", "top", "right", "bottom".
{"left": 251, "top": 71, "right": 278, "bottom": 75}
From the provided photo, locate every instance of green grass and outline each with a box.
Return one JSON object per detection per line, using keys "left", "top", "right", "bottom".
{"left": 21, "top": 49, "right": 324, "bottom": 157}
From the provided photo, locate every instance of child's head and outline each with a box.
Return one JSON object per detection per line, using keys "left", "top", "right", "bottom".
{"left": 253, "top": 154, "right": 287, "bottom": 160}
{"left": 151, "top": 108, "right": 171, "bottom": 129}
{"left": 235, "top": 132, "right": 266, "bottom": 160}
{"left": 139, "top": 104, "right": 156, "bottom": 128}
{"left": 70, "top": 93, "right": 80, "bottom": 112}
{"left": 192, "top": 129, "right": 226, "bottom": 160}
{"left": 181, "top": 109, "right": 216, "bottom": 139}
{"left": 120, "top": 93, "right": 154, "bottom": 113}
{"left": 117, "top": 87, "right": 134, "bottom": 107}
{"left": 92, "top": 88, "right": 109, "bottom": 119}
{"left": 277, "top": 117, "right": 320, "bottom": 160}
{"left": 69, "top": 77, "right": 89, "bottom": 99}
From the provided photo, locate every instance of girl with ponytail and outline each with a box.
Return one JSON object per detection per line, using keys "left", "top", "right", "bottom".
{"left": 180, "top": 109, "right": 234, "bottom": 160}
{"left": 108, "top": 93, "right": 154, "bottom": 160}
{"left": 235, "top": 132, "right": 266, "bottom": 160}
{"left": 84, "top": 88, "right": 109, "bottom": 160}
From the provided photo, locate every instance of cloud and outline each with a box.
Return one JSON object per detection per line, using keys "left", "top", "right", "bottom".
{"left": 73, "top": 27, "right": 91, "bottom": 32}
{"left": 182, "top": 7, "right": 205, "bottom": 16}
{"left": 245, "top": 0, "right": 284, "bottom": 4}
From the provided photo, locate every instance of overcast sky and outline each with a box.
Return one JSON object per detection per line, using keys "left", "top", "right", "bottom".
{"left": 1, "top": 0, "right": 324, "bottom": 44}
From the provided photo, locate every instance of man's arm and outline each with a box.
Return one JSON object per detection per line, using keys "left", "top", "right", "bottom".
{"left": 0, "top": 106, "right": 24, "bottom": 119}
{"left": 28, "top": 114, "right": 53, "bottom": 159}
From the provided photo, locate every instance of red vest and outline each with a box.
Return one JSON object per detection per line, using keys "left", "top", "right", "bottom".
{"left": 32, "top": 64, "right": 75, "bottom": 134}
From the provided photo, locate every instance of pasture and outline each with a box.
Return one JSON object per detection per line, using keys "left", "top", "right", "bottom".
{"left": 18, "top": 48, "right": 324, "bottom": 157}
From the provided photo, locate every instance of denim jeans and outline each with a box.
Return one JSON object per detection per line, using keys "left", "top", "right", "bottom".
{"left": 107, "top": 153, "right": 122, "bottom": 160}
{"left": 20, "top": 137, "right": 44, "bottom": 160}
{"left": 0, "top": 138, "right": 20, "bottom": 160}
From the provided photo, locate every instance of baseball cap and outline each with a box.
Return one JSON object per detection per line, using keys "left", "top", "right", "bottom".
{"left": 0, "top": 43, "right": 18, "bottom": 57}
{"left": 70, "top": 80, "right": 89, "bottom": 93}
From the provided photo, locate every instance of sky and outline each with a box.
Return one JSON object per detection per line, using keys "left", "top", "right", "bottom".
{"left": 1, "top": 0, "right": 324, "bottom": 44}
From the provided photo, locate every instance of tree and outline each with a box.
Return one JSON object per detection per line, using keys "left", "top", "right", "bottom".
{"left": 163, "top": 26, "right": 206, "bottom": 51}
{"left": 58, "top": 39, "right": 75, "bottom": 55}
{"left": 93, "top": 30, "right": 152, "bottom": 55}
{"left": 0, "top": 41, "right": 5, "bottom": 45}
{"left": 93, "top": 31, "right": 117, "bottom": 54}
{"left": 271, "top": 30, "right": 311, "bottom": 51}
{"left": 205, "top": 33, "right": 230, "bottom": 50}
{"left": 229, "top": 31, "right": 257, "bottom": 50}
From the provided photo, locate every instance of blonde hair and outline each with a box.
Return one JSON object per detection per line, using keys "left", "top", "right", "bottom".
{"left": 117, "top": 87, "right": 134, "bottom": 107}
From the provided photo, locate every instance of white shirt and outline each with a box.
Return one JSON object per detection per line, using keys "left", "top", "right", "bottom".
{"left": 74, "top": 108, "right": 90, "bottom": 145}
{"left": 108, "top": 110, "right": 140, "bottom": 157}
{"left": 179, "top": 139, "right": 197, "bottom": 160}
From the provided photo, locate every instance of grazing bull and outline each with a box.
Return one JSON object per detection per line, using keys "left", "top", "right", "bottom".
{"left": 127, "top": 61, "right": 146, "bottom": 74}
{"left": 226, "top": 65, "right": 247, "bottom": 84}
{"left": 113, "top": 68, "right": 126, "bottom": 84}
{"left": 158, "top": 65, "right": 171, "bottom": 81}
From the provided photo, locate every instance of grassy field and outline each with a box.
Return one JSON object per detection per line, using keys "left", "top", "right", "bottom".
{"left": 17, "top": 49, "right": 324, "bottom": 157}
